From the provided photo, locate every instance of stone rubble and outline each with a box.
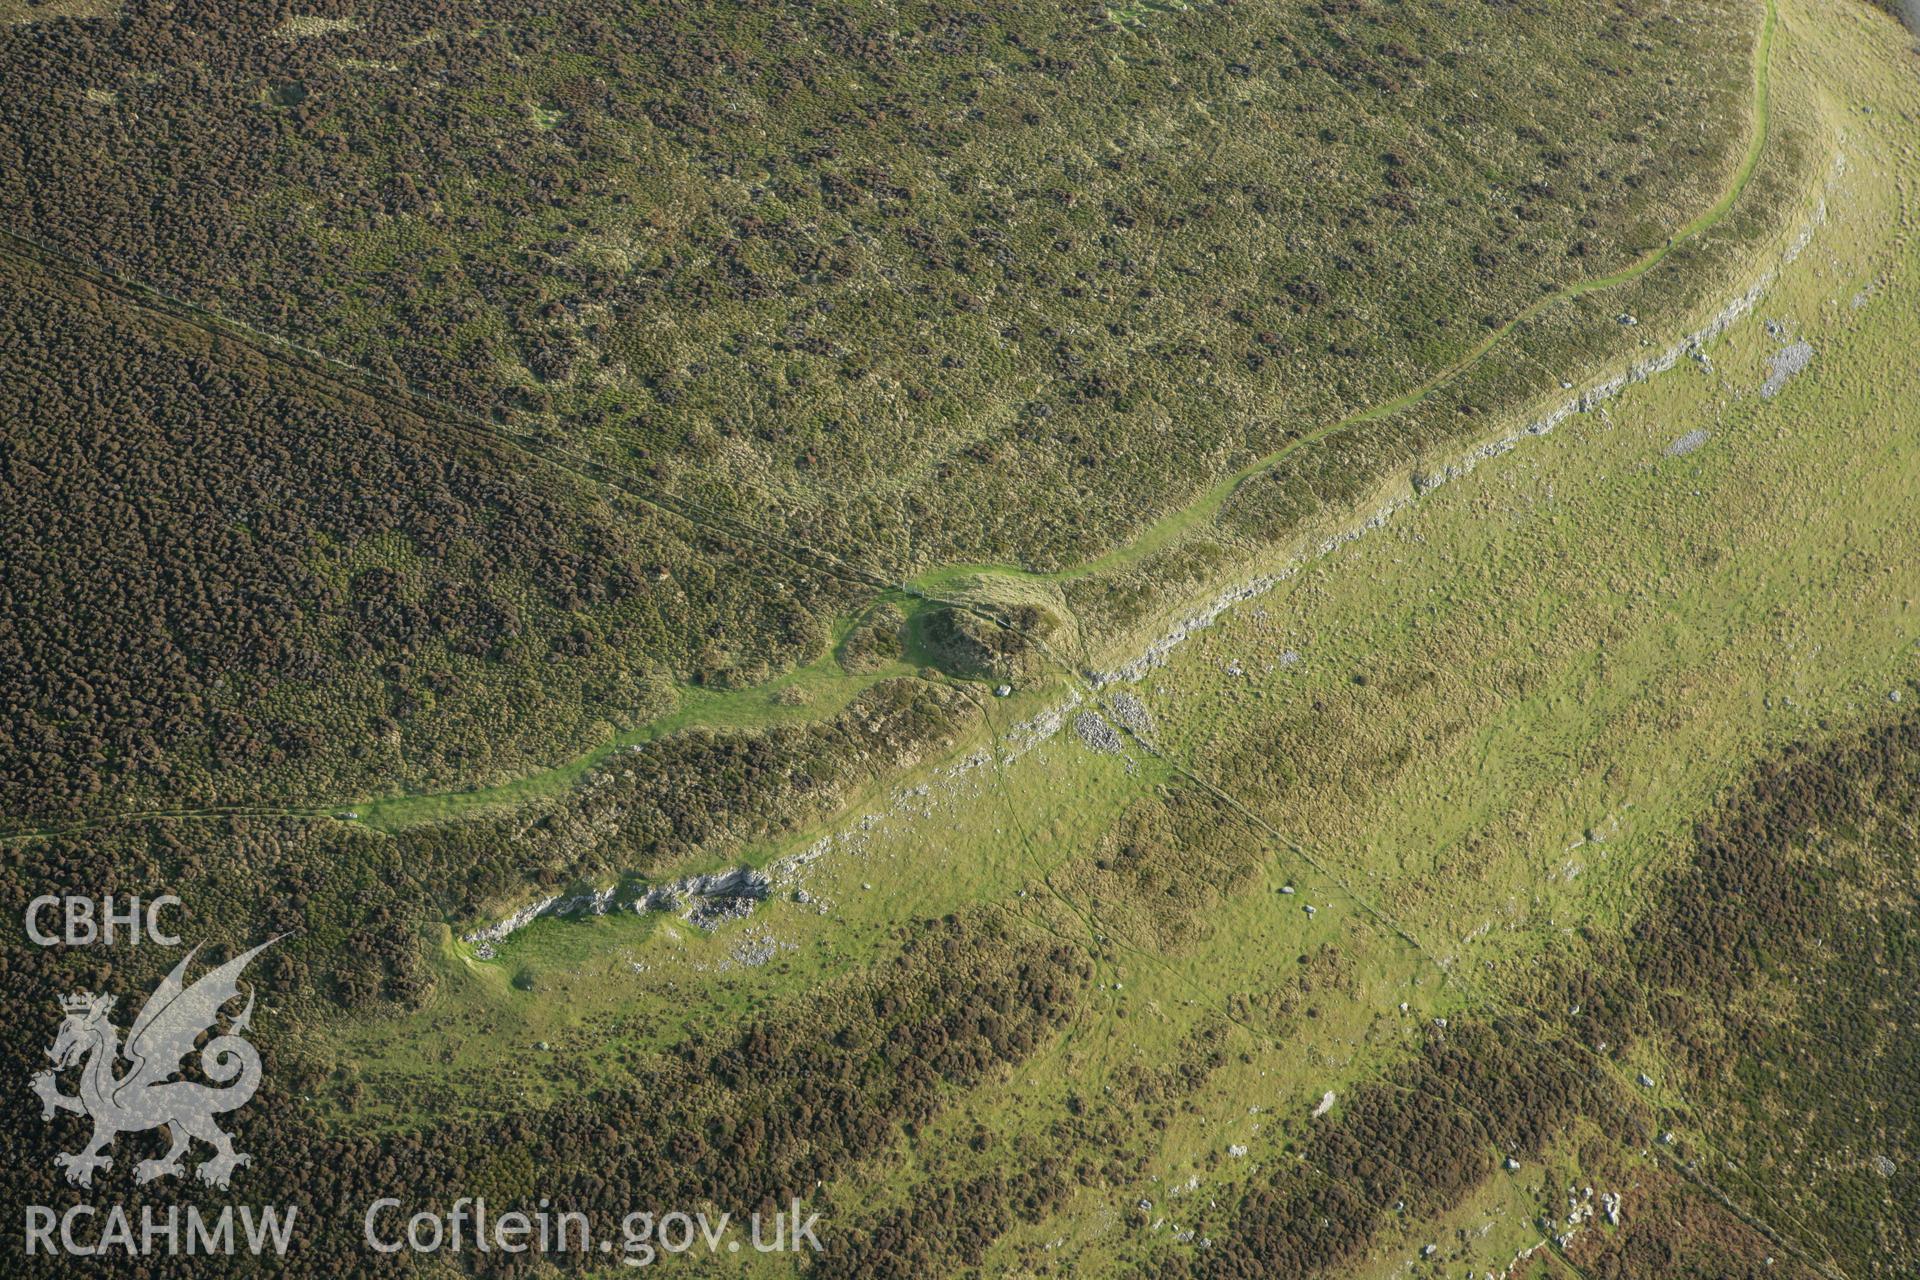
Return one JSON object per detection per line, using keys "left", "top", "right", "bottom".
{"left": 1088, "top": 195, "right": 1829, "bottom": 690}
{"left": 1761, "top": 338, "right": 1815, "bottom": 398}
{"left": 1664, "top": 428, "right": 1710, "bottom": 458}
{"left": 463, "top": 865, "right": 773, "bottom": 957}
{"left": 1072, "top": 710, "right": 1124, "bottom": 753}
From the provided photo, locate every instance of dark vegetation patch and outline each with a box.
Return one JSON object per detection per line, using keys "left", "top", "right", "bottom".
{"left": 916, "top": 603, "right": 1058, "bottom": 683}
{"left": 1, "top": 819, "right": 433, "bottom": 1015}
{"left": 0, "top": 677, "right": 972, "bottom": 1014}
{"left": 1157, "top": 1018, "right": 1626, "bottom": 1280}
{"left": 6, "top": 705, "right": 1908, "bottom": 1279}
{"left": 1, "top": 907, "right": 1088, "bottom": 1277}
{"left": 838, "top": 600, "right": 909, "bottom": 673}
{"left": 1503, "top": 707, "right": 1920, "bottom": 1277}
{"left": 481, "top": 676, "right": 980, "bottom": 891}
{"left": 1564, "top": 1164, "right": 1821, "bottom": 1280}
{"left": 0, "top": 0, "right": 1755, "bottom": 575}
{"left": 812, "top": 1160, "right": 1071, "bottom": 1280}
{"left": 0, "top": 258, "right": 861, "bottom": 821}
{"left": 1621, "top": 710, "right": 1920, "bottom": 1275}
{"left": 1154, "top": 708, "right": 1920, "bottom": 1278}
{"left": 0, "top": 0, "right": 1800, "bottom": 843}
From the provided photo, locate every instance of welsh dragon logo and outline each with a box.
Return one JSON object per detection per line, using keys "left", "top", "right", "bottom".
{"left": 30, "top": 939, "right": 277, "bottom": 1189}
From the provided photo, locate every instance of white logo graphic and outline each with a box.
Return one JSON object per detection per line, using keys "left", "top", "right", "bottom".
{"left": 30, "top": 939, "right": 277, "bottom": 1189}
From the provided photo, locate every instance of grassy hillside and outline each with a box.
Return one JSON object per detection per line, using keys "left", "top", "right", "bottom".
{"left": 2, "top": 0, "right": 1792, "bottom": 829}
{"left": 3, "top": 1, "right": 1757, "bottom": 581}
{"left": 4, "top": 0, "right": 1917, "bottom": 1277}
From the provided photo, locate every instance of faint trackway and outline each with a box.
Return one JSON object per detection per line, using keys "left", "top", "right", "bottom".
{"left": 0, "top": 229, "right": 900, "bottom": 601}
{"left": 1107, "top": 703, "right": 1852, "bottom": 1280}
{"left": 0, "top": 14, "right": 1856, "bottom": 1265}
{"left": 918, "top": 0, "right": 1778, "bottom": 589}
{"left": 945, "top": 541, "right": 1850, "bottom": 1280}
{"left": 0, "top": 0, "right": 1779, "bottom": 842}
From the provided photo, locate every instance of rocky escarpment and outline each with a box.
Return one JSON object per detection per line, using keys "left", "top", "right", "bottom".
{"left": 464, "top": 865, "right": 772, "bottom": 958}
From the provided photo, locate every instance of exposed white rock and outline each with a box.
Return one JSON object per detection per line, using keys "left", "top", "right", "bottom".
{"left": 464, "top": 865, "right": 773, "bottom": 955}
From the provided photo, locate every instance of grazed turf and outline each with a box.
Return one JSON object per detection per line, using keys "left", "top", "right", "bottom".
{"left": 228, "top": 8, "right": 1920, "bottom": 1275}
